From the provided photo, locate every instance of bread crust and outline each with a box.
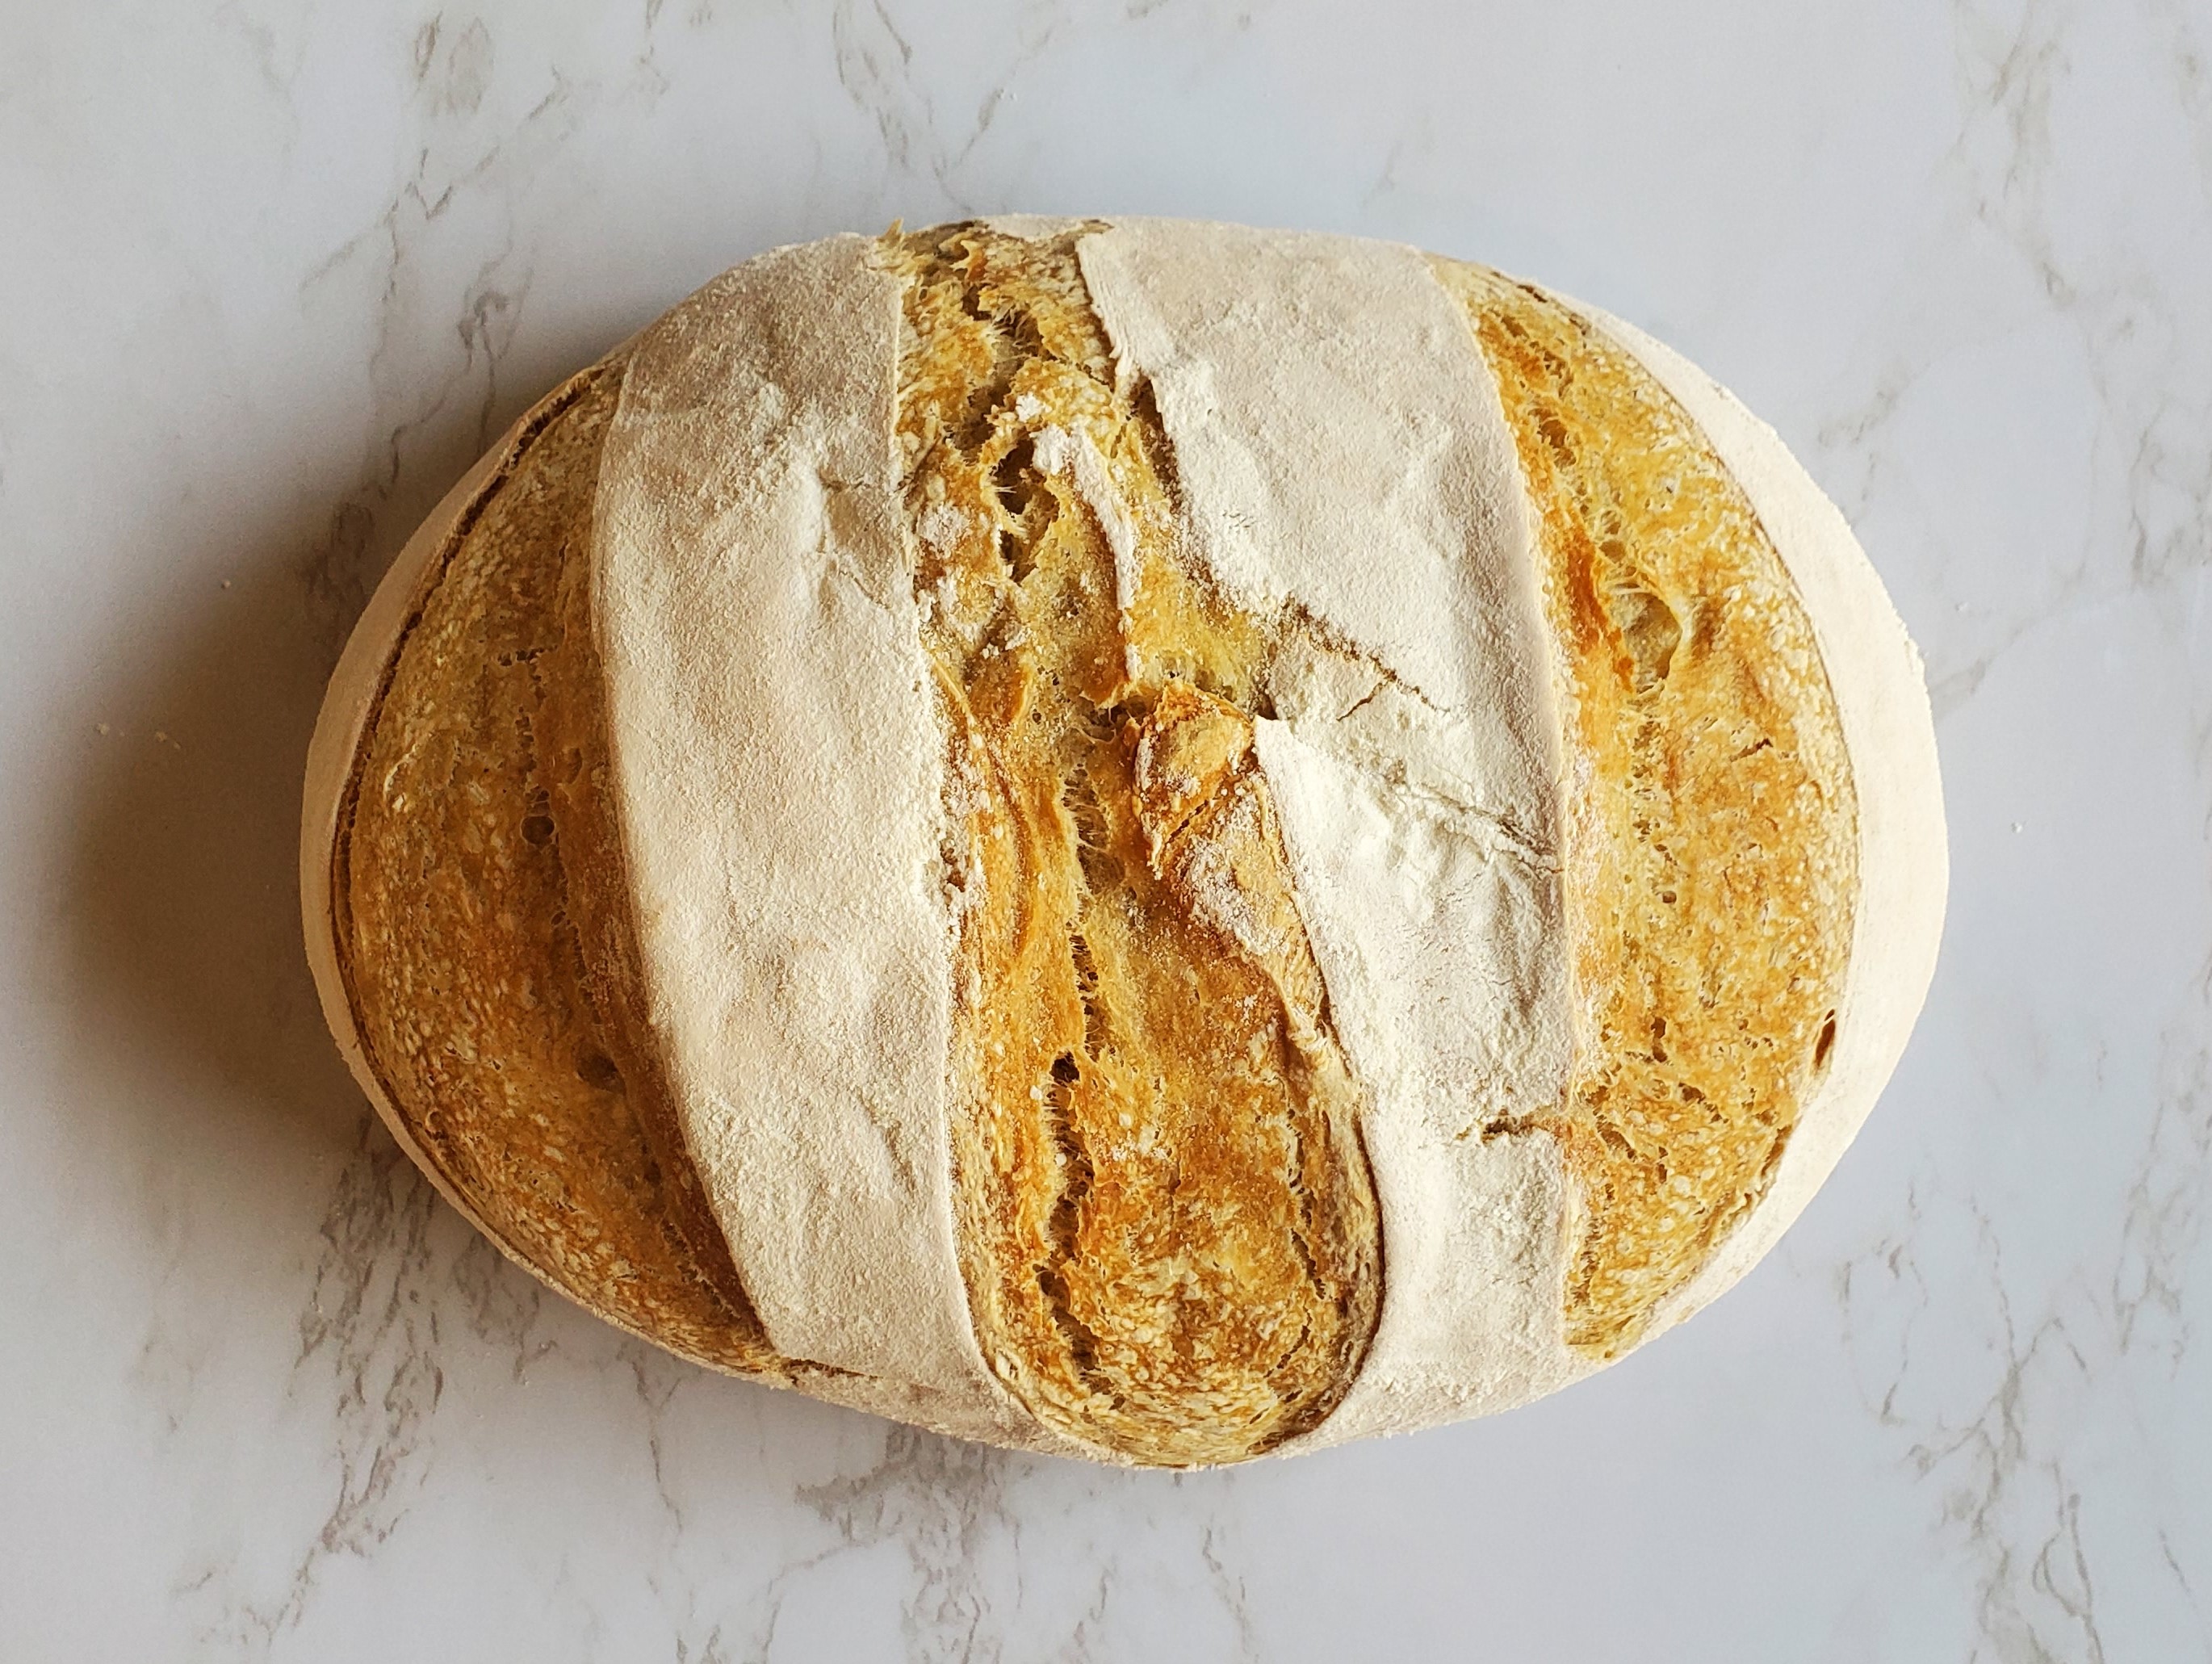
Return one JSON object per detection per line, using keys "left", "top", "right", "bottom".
{"left": 304, "top": 220, "right": 1943, "bottom": 1466}
{"left": 1438, "top": 262, "right": 1859, "bottom": 1360}
{"left": 305, "top": 362, "right": 779, "bottom": 1377}
{"left": 1073, "top": 220, "right": 1585, "bottom": 1445}
{"left": 890, "top": 224, "right": 1385, "bottom": 1465}
{"left": 587, "top": 235, "right": 1049, "bottom": 1452}
{"left": 1574, "top": 307, "right": 1947, "bottom": 1338}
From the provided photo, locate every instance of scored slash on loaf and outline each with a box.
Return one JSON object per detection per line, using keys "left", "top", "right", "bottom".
{"left": 300, "top": 217, "right": 1946, "bottom": 1467}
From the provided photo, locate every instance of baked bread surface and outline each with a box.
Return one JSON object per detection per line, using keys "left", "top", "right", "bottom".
{"left": 891, "top": 224, "right": 1382, "bottom": 1465}
{"left": 1439, "top": 263, "right": 1857, "bottom": 1358}
{"left": 307, "top": 217, "right": 1943, "bottom": 1466}
{"left": 332, "top": 359, "right": 776, "bottom": 1374}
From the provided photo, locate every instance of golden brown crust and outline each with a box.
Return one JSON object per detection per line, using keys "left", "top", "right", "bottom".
{"left": 332, "top": 359, "right": 780, "bottom": 1376}
{"left": 1435, "top": 262, "right": 1858, "bottom": 1357}
{"left": 890, "top": 224, "right": 1383, "bottom": 1465}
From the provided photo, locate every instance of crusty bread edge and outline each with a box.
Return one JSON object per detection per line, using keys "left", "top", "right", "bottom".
{"left": 1571, "top": 305, "right": 1950, "bottom": 1337}
{"left": 297, "top": 386, "right": 790, "bottom": 1379}
{"left": 302, "top": 437, "right": 514, "bottom": 1247}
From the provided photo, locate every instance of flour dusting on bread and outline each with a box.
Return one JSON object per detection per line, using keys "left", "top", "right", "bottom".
{"left": 306, "top": 217, "right": 1942, "bottom": 1468}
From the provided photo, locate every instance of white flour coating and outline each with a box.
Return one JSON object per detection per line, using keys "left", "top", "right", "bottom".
{"left": 1029, "top": 421, "right": 1146, "bottom": 681}
{"left": 1074, "top": 220, "right": 1588, "bottom": 1445}
{"left": 1175, "top": 787, "right": 1290, "bottom": 963}
{"left": 589, "top": 234, "right": 1079, "bottom": 1457}
{"left": 1076, "top": 221, "right": 1556, "bottom": 794}
{"left": 1251, "top": 719, "right": 1567, "bottom": 1130}
{"left": 915, "top": 499, "right": 970, "bottom": 555}
{"left": 1253, "top": 720, "right": 1585, "bottom": 1443}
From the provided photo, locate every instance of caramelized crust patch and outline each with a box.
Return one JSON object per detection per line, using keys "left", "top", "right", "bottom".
{"left": 889, "top": 224, "right": 1383, "bottom": 1464}
{"left": 335, "top": 364, "right": 778, "bottom": 1375}
{"left": 1435, "top": 262, "right": 1858, "bottom": 1356}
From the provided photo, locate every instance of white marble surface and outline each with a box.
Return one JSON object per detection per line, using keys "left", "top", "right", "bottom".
{"left": 2, "top": 2, "right": 2207, "bottom": 1658}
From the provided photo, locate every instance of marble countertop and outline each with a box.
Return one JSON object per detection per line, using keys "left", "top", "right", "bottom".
{"left": 4, "top": 2, "right": 2207, "bottom": 1658}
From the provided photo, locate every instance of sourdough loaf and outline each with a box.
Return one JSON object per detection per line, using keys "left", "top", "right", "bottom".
{"left": 301, "top": 218, "right": 1946, "bottom": 1466}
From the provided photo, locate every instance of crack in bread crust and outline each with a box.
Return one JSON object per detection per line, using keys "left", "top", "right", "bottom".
{"left": 889, "top": 224, "right": 1384, "bottom": 1465}
{"left": 1436, "top": 262, "right": 1859, "bottom": 1357}
{"left": 334, "top": 361, "right": 780, "bottom": 1375}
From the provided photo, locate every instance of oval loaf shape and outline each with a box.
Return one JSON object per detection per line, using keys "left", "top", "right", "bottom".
{"left": 301, "top": 217, "right": 1946, "bottom": 1466}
